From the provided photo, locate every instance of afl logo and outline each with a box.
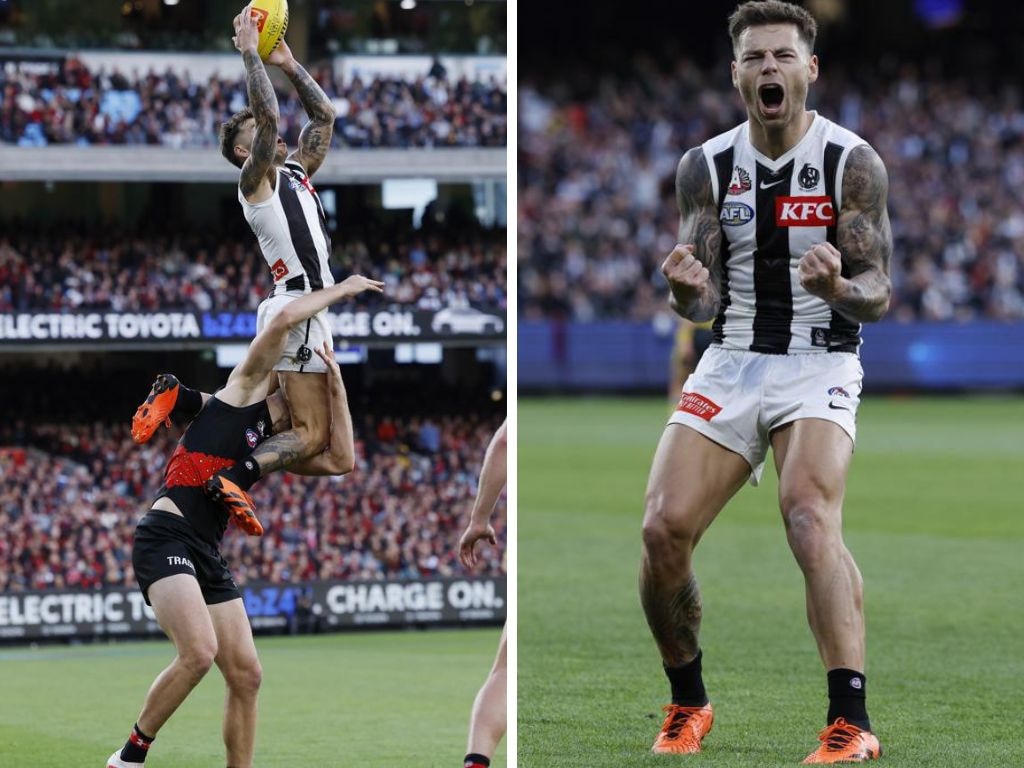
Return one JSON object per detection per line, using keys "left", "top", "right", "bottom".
{"left": 720, "top": 202, "right": 754, "bottom": 226}
{"left": 798, "top": 163, "right": 820, "bottom": 190}
{"left": 245, "top": 428, "right": 260, "bottom": 448}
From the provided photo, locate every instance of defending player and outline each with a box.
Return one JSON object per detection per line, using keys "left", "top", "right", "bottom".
{"left": 458, "top": 419, "right": 508, "bottom": 768}
{"left": 107, "top": 274, "right": 383, "bottom": 768}
{"left": 200, "top": 7, "right": 342, "bottom": 526}
{"left": 640, "top": 2, "right": 891, "bottom": 763}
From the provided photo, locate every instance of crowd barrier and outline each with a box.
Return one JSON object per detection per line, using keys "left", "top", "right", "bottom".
{"left": 519, "top": 320, "right": 1024, "bottom": 391}
{"left": 0, "top": 576, "right": 506, "bottom": 641}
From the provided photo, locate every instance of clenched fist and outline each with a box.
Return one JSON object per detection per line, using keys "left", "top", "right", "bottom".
{"left": 661, "top": 243, "right": 710, "bottom": 305}
{"left": 798, "top": 242, "right": 843, "bottom": 301}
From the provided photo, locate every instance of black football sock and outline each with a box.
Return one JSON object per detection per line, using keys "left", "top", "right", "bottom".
{"left": 120, "top": 723, "right": 154, "bottom": 763}
{"left": 664, "top": 649, "right": 709, "bottom": 706}
{"left": 219, "top": 455, "right": 263, "bottom": 492}
{"left": 827, "top": 668, "right": 870, "bottom": 731}
{"left": 170, "top": 381, "right": 203, "bottom": 423}
{"left": 464, "top": 754, "right": 490, "bottom": 768}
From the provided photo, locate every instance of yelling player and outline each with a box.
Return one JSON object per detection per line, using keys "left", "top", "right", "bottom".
{"left": 640, "top": 1, "right": 891, "bottom": 763}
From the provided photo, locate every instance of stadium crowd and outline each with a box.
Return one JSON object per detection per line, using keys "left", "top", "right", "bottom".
{"left": 0, "top": 228, "right": 507, "bottom": 313}
{"left": 519, "top": 62, "right": 1024, "bottom": 322}
{"left": 1, "top": 57, "right": 507, "bottom": 149}
{"left": 0, "top": 414, "right": 506, "bottom": 592}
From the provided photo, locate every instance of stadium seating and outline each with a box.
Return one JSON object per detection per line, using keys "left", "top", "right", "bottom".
{"left": 1, "top": 60, "right": 507, "bottom": 149}
{"left": 0, "top": 228, "right": 506, "bottom": 312}
{"left": 0, "top": 415, "right": 506, "bottom": 592}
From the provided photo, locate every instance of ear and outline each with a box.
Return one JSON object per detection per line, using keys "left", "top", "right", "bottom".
{"left": 807, "top": 54, "right": 819, "bottom": 84}
{"left": 234, "top": 144, "right": 250, "bottom": 163}
{"left": 730, "top": 59, "right": 739, "bottom": 89}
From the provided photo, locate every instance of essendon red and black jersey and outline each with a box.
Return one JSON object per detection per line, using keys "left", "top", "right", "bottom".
{"left": 154, "top": 396, "right": 271, "bottom": 543}
{"left": 699, "top": 113, "right": 870, "bottom": 354}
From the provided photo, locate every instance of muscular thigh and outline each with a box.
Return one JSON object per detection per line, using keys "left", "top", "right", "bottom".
{"left": 771, "top": 418, "right": 854, "bottom": 513}
{"left": 278, "top": 370, "right": 330, "bottom": 433}
{"left": 208, "top": 598, "right": 259, "bottom": 671}
{"left": 645, "top": 424, "right": 751, "bottom": 540}
{"left": 148, "top": 573, "right": 217, "bottom": 652}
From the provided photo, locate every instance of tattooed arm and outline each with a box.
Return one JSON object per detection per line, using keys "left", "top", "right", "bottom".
{"left": 268, "top": 41, "right": 336, "bottom": 176}
{"left": 235, "top": 11, "right": 280, "bottom": 200}
{"left": 663, "top": 147, "right": 723, "bottom": 323}
{"left": 799, "top": 145, "right": 893, "bottom": 322}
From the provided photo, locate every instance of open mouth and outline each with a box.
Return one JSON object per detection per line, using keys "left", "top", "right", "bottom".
{"left": 758, "top": 84, "right": 785, "bottom": 115}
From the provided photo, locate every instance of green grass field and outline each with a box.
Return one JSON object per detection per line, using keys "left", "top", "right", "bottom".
{"left": 519, "top": 396, "right": 1024, "bottom": 768}
{"left": 0, "top": 628, "right": 506, "bottom": 767}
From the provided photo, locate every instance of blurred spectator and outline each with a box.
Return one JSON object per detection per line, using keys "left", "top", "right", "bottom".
{"left": 519, "top": 61, "right": 1024, "bottom": 322}
{"left": 0, "top": 414, "right": 506, "bottom": 592}
{"left": 0, "top": 227, "right": 506, "bottom": 313}
{"left": 0, "top": 60, "right": 506, "bottom": 149}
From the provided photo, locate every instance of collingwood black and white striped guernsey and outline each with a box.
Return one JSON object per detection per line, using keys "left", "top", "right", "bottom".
{"left": 239, "top": 160, "right": 335, "bottom": 296}
{"left": 701, "top": 112, "right": 868, "bottom": 354}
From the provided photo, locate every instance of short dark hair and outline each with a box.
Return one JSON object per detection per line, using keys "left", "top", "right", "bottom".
{"left": 219, "top": 108, "right": 254, "bottom": 169}
{"left": 728, "top": 1, "right": 818, "bottom": 55}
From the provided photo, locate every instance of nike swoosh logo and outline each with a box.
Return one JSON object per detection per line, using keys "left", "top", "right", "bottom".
{"left": 759, "top": 179, "right": 787, "bottom": 189}
{"left": 828, "top": 401, "right": 850, "bottom": 410}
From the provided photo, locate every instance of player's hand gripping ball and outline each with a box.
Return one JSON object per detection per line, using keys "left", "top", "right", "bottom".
{"left": 247, "top": 0, "right": 289, "bottom": 60}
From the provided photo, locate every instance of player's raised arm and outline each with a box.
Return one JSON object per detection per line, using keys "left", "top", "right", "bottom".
{"left": 267, "top": 40, "right": 337, "bottom": 176}
{"left": 663, "top": 147, "right": 723, "bottom": 323}
{"left": 223, "top": 275, "right": 384, "bottom": 400}
{"left": 798, "top": 144, "right": 893, "bottom": 322}
{"left": 233, "top": 9, "right": 280, "bottom": 199}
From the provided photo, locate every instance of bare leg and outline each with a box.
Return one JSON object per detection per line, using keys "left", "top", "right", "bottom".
{"left": 771, "top": 419, "right": 864, "bottom": 670}
{"left": 247, "top": 371, "right": 331, "bottom": 473}
{"left": 135, "top": 575, "right": 219, "bottom": 736}
{"left": 466, "top": 625, "right": 507, "bottom": 758}
{"left": 209, "top": 598, "right": 262, "bottom": 768}
{"left": 640, "top": 425, "right": 750, "bottom": 666}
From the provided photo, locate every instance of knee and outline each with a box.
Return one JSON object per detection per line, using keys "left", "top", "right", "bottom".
{"left": 642, "top": 490, "right": 700, "bottom": 562}
{"left": 226, "top": 658, "right": 263, "bottom": 697}
{"left": 781, "top": 498, "right": 840, "bottom": 573}
{"left": 180, "top": 641, "right": 218, "bottom": 680}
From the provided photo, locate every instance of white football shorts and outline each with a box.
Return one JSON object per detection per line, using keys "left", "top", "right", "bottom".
{"left": 255, "top": 292, "right": 334, "bottom": 374}
{"left": 668, "top": 346, "right": 863, "bottom": 485}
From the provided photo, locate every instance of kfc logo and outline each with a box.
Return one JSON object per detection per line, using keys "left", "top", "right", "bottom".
{"left": 270, "top": 259, "right": 289, "bottom": 281}
{"left": 677, "top": 392, "right": 722, "bottom": 421}
{"left": 775, "top": 196, "right": 835, "bottom": 226}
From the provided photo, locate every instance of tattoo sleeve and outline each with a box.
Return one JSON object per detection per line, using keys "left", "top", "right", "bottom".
{"left": 639, "top": 570, "right": 703, "bottom": 667}
{"left": 282, "top": 61, "right": 336, "bottom": 176}
{"left": 239, "top": 49, "right": 280, "bottom": 198}
{"left": 833, "top": 144, "right": 893, "bottom": 322}
{"left": 670, "top": 147, "right": 723, "bottom": 323}
{"left": 249, "top": 429, "right": 318, "bottom": 475}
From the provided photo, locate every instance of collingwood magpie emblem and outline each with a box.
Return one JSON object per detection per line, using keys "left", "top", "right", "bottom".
{"left": 798, "top": 163, "right": 820, "bottom": 190}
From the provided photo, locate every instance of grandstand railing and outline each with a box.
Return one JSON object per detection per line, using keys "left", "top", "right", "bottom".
{"left": 0, "top": 147, "right": 506, "bottom": 183}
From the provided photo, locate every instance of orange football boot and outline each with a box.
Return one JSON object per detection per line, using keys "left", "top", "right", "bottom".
{"left": 651, "top": 703, "right": 714, "bottom": 754}
{"left": 131, "top": 373, "right": 180, "bottom": 444}
{"left": 205, "top": 474, "right": 264, "bottom": 536}
{"left": 802, "top": 718, "right": 882, "bottom": 764}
